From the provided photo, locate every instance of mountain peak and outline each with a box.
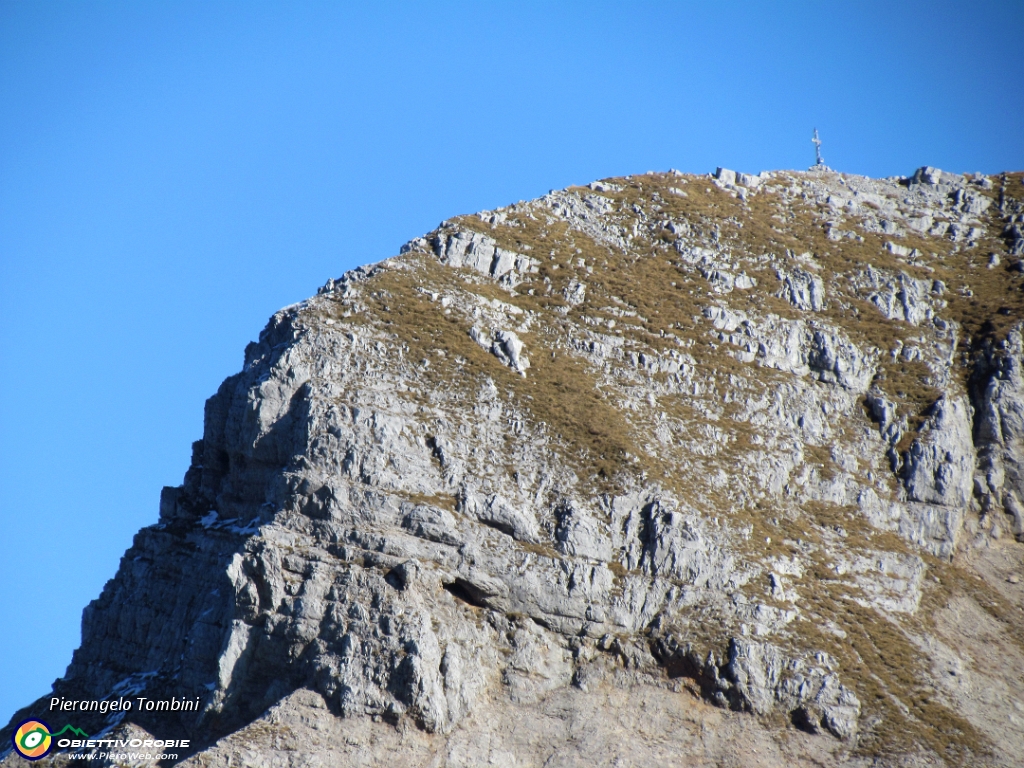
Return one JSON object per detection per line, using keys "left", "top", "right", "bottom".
{"left": 5, "top": 166, "right": 1024, "bottom": 768}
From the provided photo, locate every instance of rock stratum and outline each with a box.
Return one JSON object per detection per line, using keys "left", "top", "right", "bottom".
{"left": 5, "top": 166, "right": 1024, "bottom": 767}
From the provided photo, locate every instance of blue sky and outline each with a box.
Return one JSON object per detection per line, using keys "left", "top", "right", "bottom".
{"left": 1, "top": 1, "right": 1021, "bottom": 722}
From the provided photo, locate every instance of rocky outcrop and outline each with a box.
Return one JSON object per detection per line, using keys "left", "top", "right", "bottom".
{"left": 972, "top": 329, "right": 1024, "bottom": 541}
{"left": 5, "top": 167, "right": 1024, "bottom": 768}
{"left": 651, "top": 633, "right": 860, "bottom": 740}
{"left": 898, "top": 395, "right": 976, "bottom": 556}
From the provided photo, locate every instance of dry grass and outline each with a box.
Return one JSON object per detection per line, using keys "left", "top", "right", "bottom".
{"left": 299, "top": 167, "right": 1024, "bottom": 762}
{"left": 320, "top": 259, "right": 648, "bottom": 495}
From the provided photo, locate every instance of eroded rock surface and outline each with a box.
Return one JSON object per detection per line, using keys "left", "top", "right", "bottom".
{"left": 5, "top": 167, "right": 1024, "bottom": 768}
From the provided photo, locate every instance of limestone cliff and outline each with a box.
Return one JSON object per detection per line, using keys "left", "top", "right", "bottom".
{"left": 5, "top": 166, "right": 1024, "bottom": 767}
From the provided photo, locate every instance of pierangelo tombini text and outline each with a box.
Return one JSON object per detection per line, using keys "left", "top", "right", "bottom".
{"left": 50, "top": 696, "right": 201, "bottom": 714}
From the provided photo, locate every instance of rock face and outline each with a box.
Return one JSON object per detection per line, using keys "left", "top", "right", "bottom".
{"left": 5, "top": 167, "right": 1024, "bottom": 768}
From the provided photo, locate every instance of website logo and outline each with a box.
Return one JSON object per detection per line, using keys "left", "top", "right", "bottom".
{"left": 11, "top": 720, "right": 88, "bottom": 761}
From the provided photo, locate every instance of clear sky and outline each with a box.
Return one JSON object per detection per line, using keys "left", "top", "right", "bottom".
{"left": 1, "top": 0, "right": 1021, "bottom": 722}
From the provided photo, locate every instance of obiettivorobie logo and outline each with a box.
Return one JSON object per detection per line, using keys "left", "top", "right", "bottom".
{"left": 11, "top": 714, "right": 192, "bottom": 762}
{"left": 10, "top": 697, "right": 198, "bottom": 761}
{"left": 11, "top": 719, "right": 89, "bottom": 760}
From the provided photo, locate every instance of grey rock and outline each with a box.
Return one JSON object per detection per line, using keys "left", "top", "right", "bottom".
{"left": 853, "top": 267, "right": 941, "bottom": 326}
{"left": 902, "top": 396, "right": 975, "bottom": 509}
{"left": 470, "top": 326, "right": 530, "bottom": 374}
{"left": 8, "top": 165, "right": 1024, "bottom": 768}
{"left": 778, "top": 267, "right": 825, "bottom": 311}
{"left": 715, "top": 167, "right": 737, "bottom": 185}
{"left": 432, "top": 229, "right": 538, "bottom": 283}
{"left": 736, "top": 172, "right": 764, "bottom": 188}
{"left": 973, "top": 329, "right": 1024, "bottom": 541}
{"left": 563, "top": 278, "right": 586, "bottom": 306}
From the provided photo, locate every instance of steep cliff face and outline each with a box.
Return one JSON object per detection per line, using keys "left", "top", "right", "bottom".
{"left": 5, "top": 167, "right": 1024, "bottom": 767}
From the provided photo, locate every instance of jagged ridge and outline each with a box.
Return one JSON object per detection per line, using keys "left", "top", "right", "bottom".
{"left": 4, "top": 166, "right": 1024, "bottom": 768}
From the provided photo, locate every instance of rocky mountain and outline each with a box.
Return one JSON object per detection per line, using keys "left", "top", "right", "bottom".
{"left": 4, "top": 165, "right": 1024, "bottom": 767}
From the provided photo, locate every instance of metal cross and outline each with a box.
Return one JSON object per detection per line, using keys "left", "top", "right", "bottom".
{"left": 812, "top": 128, "right": 824, "bottom": 167}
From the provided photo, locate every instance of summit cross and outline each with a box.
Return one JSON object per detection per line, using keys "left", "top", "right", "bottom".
{"left": 812, "top": 128, "right": 825, "bottom": 167}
